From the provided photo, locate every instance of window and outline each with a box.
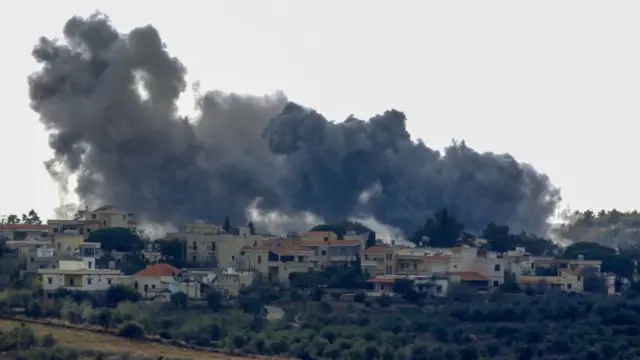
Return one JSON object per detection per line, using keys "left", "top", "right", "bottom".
{"left": 436, "top": 285, "right": 443, "bottom": 293}
{"left": 88, "top": 261, "right": 93, "bottom": 269}
{"left": 102, "top": 220, "right": 107, "bottom": 226}
{"left": 47, "top": 293, "right": 53, "bottom": 299}
{"left": 107, "top": 279, "right": 112, "bottom": 285}
{"left": 577, "top": 276, "right": 581, "bottom": 281}
{"left": 69, "top": 278, "right": 74, "bottom": 286}
{"left": 91, "top": 214, "right": 97, "bottom": 220}
{"left": 211, "top": 242, "right": 216, "bottom": 251}
{"left": 151, "top": 284, "right": 156, "bottom": 289}
{"left": 567, "top": 283, "right": 572, "bottom": 290}
{"left": 321, "top": 250, "right": 327, "bottom": 256}
{"left": 87, "top": 278, "right": 92, "bottom": 285}
{"left": 47, "top": 277, "right": 52, "bottom": 285}
{"left": 134, "top": 281, "right": 139, "bottom": 289}
{"left": 53, "top": 228, "right": 59, "bottom": 233}
{"left": 257, "top": 255, "right": 262, "bottom": 265}
{"left": 144, "top": 284, "right": 148, "bottom": 291}
{"left": 231, "top": 256, "right": 235, "bottom": 261}
{"left": 494, "top": 264, "right": 501, "bottom": 272}
{"left": 493, "top": 281, "right": 499, "bottom": 287}
{"left": 192, "top": 241, "right": 197, "bottom": 251}
{"left": 413, "top": 264, "right": 417, "bottom": 270}
{"left": 192, "top": 255, "right": 197, "bottom": 263}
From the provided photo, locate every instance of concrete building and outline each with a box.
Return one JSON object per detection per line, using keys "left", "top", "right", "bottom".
{"left": 128, "top": 263, "right": 183, "bottom": 300}
{"left": 238, "top": 245, "right": 314, "bottom": 284}
{"left": 363, "top": 244, "right": 506, "bottom": 288}
{"left": 368, "top": 274, "right": 449, "bottom": 298}
{"left": 52, "top": 231, "right": 84, "bottom": 256}
{"left": 126, "top": 263, "right": 202, "bottom": 300}
{"left": 214, "top": 267, "right": 255, "bottom": 296}
{"left": 0, "top": 224, "right": 48, "bottom": 241}
{"left": 166, "top": 223, "right": 261, "bottom": 268}
{"left": 517, "top": 268, "right": 585, "bottom": 293}
{"left": 38, "top": 255, "right": 123, "bottom": 298}
{"left": 48, "top": 205, "right": 136, "bottom": 237}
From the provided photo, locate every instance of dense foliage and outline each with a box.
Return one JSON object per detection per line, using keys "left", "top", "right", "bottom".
{"left": 411, "top": 210, "right": 558, "bottom": 256}
{"left": 559, "top": 209, "right": 640, "bottom": 248}
{"left": 310, "top": 220, "right": 377, "bottom": 247}
{"left": 7, "top": 276, "right": 640, "bottom": 359}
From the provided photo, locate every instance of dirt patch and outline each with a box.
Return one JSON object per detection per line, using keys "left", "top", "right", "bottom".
{"left": 0, "top": 318, "right": 279, "bottom": 360}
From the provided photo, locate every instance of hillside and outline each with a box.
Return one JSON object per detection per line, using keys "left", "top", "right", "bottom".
{"left": 0, "top": 318, "right": 281, "bottom": 360}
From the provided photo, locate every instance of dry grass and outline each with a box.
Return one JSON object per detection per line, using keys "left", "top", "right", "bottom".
{"left": 0, "top": 318, "right": 276, "bottom": 360}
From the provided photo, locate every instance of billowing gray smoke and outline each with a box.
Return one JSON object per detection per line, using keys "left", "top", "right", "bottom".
{"left": 28, "top": 13, "right": 561, "bottom": 235}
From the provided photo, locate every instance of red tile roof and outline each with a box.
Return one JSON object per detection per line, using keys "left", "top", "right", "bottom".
{"left": 367, "top": 276, "right": 397, "bottom": 284}
{"left": 0, "top": 224, "right": 47, "bottom": 231}
{"left": 365, "top": 245, "right": 392, "bottom": 254}
{"left": 134, "top": 263, "right": 181, "bottom": 277}
{"left": 450, "top": 271, "right": 488, "bottom": 282}
{"left": 299, "top": 240, "right": 361, "bottom": 247}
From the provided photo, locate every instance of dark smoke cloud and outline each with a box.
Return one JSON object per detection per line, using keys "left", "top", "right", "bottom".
{"left": 28, "top": 13, "right": 561, "bottom": 235}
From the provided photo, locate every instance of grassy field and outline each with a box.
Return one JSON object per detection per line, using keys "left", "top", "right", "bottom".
{"left": 0, "top": 318, "right": 277, "bottom": 360}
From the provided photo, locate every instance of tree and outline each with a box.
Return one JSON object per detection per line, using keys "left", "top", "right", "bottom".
{"left": 118, "top": 321, "right": 145, "bottom": 339}
{"left": 411, "top": 209, "right": 464, "bottom": 247}
{"left": 562, "top": 242, "right": 635, "bottom": 279}
{"left": 5, "top": 215, "right": 19, "bottom": 224}
{"left": 86, "top": 227, "right": 145, "bottom": 252}
{"left": 205, "top": 289, "right": 224, "bottom": 311}
{"left": 310, "top": 220, "right": 375, "bottom": 241}
{"left": 170, "top": 291, "right": 188, "bottom": 309}
{"left": 223, "top": 216, "right": 231, "bottom": 233}
{"left": 106, "top": 285, "right": 140, "bottom": 306}
{"left": 482, "top": 222, "right": 512, "bottom": 253}
{"left": 157, "top": 238, "right": 186, "bottom": 267}
{"left": 119, "top": 252, "right": 149, "bottom": 275}
{"left": 97, "top": 308, "right": 114, "bottom": 330}
{"left": 5, "top": 210, "right": 41, "bottom": 225}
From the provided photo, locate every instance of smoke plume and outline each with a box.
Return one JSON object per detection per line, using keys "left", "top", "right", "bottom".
{"left": 28, "top": 13, "right": 561, "bottom": 236}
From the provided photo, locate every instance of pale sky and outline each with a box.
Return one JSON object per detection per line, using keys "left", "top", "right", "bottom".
{"left": 2, "top": 1, "right": 639, "bottom": 221}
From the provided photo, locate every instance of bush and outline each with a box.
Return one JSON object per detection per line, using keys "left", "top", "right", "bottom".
{"left": 106, "top": 285, "right": 140, "bottom": 306}
{"left": 41, "top": 332, "right": 56, "bottom": 348}
{"left": 376, "top": 294, "right": 392, "bottom": 308}
{"left": 170, "top": 291, "right": 188, "bottom": 309}
{"left": 118, "top": 321, "right": 145, "bottom": 339}
{"left": 354, "top": 291, "right": 366, "bottom": 303}
{"left": 25, "top": 300, "right": 43, "bottom": 318}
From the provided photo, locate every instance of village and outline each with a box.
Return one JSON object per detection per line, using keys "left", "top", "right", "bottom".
{"left": 0, "top": 205, "right": 619, "bottom": 303}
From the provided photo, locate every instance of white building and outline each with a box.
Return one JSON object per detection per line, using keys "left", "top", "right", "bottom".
{"left": 38, "top": 255, "right": 123, "bottom": 298}
{"left": 125, "top": 263, "right": 202, "bottom": 300}
{"left": 368, "top": 274, "right": 449, "bottom": 298}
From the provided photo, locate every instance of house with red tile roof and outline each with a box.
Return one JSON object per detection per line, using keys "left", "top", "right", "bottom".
{"left": 126, "top": 263, "right": 200, "bottom": 300}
